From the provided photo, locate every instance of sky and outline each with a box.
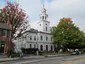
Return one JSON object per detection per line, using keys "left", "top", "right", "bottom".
{"left": 0, "top": 0, "right": 85, "bottom": 32}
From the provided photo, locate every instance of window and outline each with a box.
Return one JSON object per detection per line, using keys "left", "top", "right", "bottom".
{"left": 51, "top": 37, "right": 52, "bottom": 41}
{"left": 51, "top": 45, "right": 53, "bottom": 51}
{"left": 46, "top": 36, "right": 48, "bottom": 41}
{"left": 30, "top": 36, "right": 32, "bottom": 40}
{"left": 45, "top": 16, "right": 46, "bottom": 20}
{"left": 42, "top": 16, "right": 44, "bottom": 20}
{"left": 46, "top": 27, "right": 47, "bottom": 31}
{"left": 30, "top": 44, "right": 32, "bottom": 48}
{"left": 41, "top": 35, "right": 43, "bottom": 40}
{"left": 34, "top": 44, "right": 36, "bottom": 48}
{"left": 0, "top": 30, "right": 1, "bottom": 36}
{"left": 0, "top": 29, "right": 5, "bottom": 36}
{"left": 46, "top": 45, "right": 48, "bottom": 51}
{"left": 40, "top": 45, "right": 43, "bottom": 51}
{"left": 40, "top": 24, "right": 41, "bottom": 26}
{"left": 7, "top": 31, "right": 9, "bottom": 37}
{"left": 34, "top": 36, "right": 36, "bottom": 40}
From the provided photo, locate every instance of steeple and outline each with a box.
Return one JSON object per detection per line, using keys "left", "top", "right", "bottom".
{"left": 38, "top": 5, "right": 50, "bottom": 33}
{"left": 40, "top": 5, "right": 48, "bottom": 21}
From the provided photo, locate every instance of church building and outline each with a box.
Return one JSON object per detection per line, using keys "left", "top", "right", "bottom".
{"left": 14, "top": 6, "right": 54, "bottom": 52}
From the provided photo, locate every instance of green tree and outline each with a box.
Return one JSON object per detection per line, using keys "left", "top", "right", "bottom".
{"left": 51, "top": 18, "right": 85, "bottom": 52}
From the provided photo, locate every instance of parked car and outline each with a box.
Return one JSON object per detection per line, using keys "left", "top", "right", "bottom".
{"left": 71, "top": 51, "right": 80, "bottom": 55}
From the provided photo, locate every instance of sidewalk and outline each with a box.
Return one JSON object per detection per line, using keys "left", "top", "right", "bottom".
{"left": 0, "top": 56, "right": 45, "bottom": 62}
{"left": 0, "top": 53, "right": 70, "bottom": 62}
{"left": 45, "top": 53, "right": 70, "bottom": 58}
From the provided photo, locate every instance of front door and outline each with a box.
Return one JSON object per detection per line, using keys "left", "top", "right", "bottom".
{"left": 0, "top": 41, "right": 5, "bottom": 53}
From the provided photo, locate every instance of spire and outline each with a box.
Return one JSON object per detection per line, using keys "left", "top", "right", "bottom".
{"left": 43, "top": 4, "right": 44, "bottom": 8}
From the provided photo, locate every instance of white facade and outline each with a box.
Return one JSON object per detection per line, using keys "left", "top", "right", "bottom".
{"left": 14, "top": 6, "right": 54, "bottom": 52}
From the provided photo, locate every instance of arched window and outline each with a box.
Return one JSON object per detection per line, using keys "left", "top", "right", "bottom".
{"left": 45, "top": 16, "right": 46, "bottom": 20}
{"left": 34, "top": 36, "right": 36, "bottom": 40}
{"left": 41, "top": 35, "right": 43, "bottom": 40}
{"left": 51, "top": 45, "right": 53, "bottom": 51}
{"left": 30, "top": 36, "right": 32, "bottom": 40}
{"left": 42, "top": 16, "right": 44, "bottom": 20}
{"left": 40, "top": 45, "right": 43, "bottom": 51}
{"left": 46, "top": 45, "right": 48, "bottom": 51}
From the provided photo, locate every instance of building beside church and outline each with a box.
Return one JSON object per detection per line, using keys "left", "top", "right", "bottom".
{"left": 14, "top": 7, "right": 54, "bottom": 52}
{"left": 0, "top": 23, "right": 12, "bottom": 54}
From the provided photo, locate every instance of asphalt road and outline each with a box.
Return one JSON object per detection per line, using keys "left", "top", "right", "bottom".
{"left": 1, "top": 54, "right": 85, "bottom": 64}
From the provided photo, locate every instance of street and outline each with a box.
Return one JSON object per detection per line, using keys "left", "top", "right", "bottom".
{"left": 1, "top": 54, "right": 85, "bottom": 64}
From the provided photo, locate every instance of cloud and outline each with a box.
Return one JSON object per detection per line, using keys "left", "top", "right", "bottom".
{"left": 0, "top": 0, "right": 85, "bottom": 31}
{"left": 30, "top": 20, "right": 38, "bottom": 29}
{"left": 0, "top": 1, "right": 6, "bottom": 8}
{"left": 17, "top": 0, "right": 42, "bottom": 20}
{"left": 19, "top": 0, "right": 85, "bottom": 31}
{"left": 45, "top": 0, "right": 85, "bottom": 31}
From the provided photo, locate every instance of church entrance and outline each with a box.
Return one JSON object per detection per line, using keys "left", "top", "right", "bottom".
{"left": 0, "top": 41, "right": 5, "bottom": 53}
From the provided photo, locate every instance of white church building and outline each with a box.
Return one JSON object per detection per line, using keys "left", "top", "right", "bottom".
{"left": 14, "top": 7, "right": 54, "bottom": 52}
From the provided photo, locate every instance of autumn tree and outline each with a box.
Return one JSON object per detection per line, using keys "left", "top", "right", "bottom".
{"left": 0, "top": 1, "right": 30, "bottom": 39}
{"left": 0, "top": 1, "right": 30, "bottom": 54}
{"left": 51, "top": 18, "right": 85, "bottom": 52}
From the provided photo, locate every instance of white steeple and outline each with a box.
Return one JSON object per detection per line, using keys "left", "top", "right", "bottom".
{"left": 37, "top": 5, "right": 50, "bottom": 33}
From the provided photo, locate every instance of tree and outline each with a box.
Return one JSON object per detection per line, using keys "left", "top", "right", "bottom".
{"left": 0, "top": 1, "right": 30, "bottom": 54}
{"left": 0, "top": 1, "right": 30, "bottom": 39}
{"left": 51, "top": 18, "right": 85, "bottom": 52}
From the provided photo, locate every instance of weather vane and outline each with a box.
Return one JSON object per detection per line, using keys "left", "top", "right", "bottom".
{"left": 42, "top": 0, "right": 45, "bottom": 8}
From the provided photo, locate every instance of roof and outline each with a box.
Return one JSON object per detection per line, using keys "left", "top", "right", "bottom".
{"left": 26, "top": 28, "right": 38, "bottom": 33}
{"left": 38, "top": 31, "right": 51, "bottom": 35}
{"left": 15, "top": 28, "right": 52, "bottom": 39}
{"left": 24, "top": 28, "right": 51, "bottom": 35}
{"left": 0, "top": 23, "right": 10, "bottom": 30}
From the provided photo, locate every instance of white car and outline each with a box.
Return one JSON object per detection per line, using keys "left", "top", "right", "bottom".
{"left": 71, "top": 51, "right": 80, "bottom": 55}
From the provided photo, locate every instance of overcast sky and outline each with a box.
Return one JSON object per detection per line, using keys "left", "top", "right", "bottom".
{"left": 0, "top": 0, "right": 85, "bottom": 32}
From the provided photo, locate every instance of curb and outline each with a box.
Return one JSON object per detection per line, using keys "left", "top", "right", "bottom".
{"left": 44, "top": 54, "right": 70, "bottom": 58}
{"left": 0, "top": 56, "right": 45, "bottom": 62}
{"left": 12, "top": 57, "right": 59, "bottom": 64}
{"left": 0, "top": 54, "right": 70, "bottom": 62}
